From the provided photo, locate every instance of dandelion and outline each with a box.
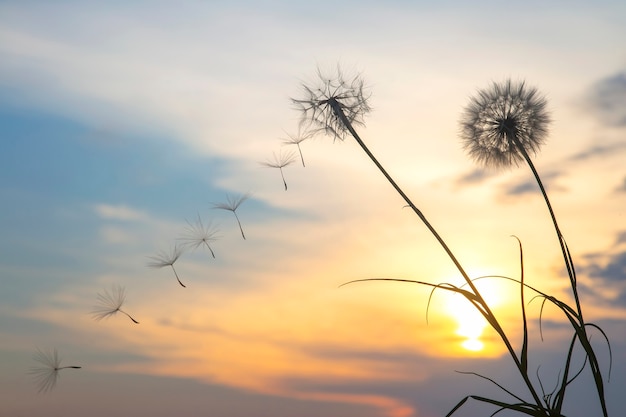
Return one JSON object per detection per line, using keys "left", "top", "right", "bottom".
{"left": 460, "top": 80, "right": 609, "bottom": 417}
{"left": 211, "top": 193, "right": 249, "bottom": 240}
{"left": 178, "top": 214, "right": 220, "bottom": 258}
{"left": 91, "top": 284, "right": 139, "bottom": 324}
{"left": 281, "top": 128, "right": 312, "bottom": 167}
{"left": 29, "top": 347, "right": 81, "bottom": 393}
{"left": 147, "top": 244, "right": 186, "bottom": 287}
{"left": 459, "top": 79, "right": 550, "bottom": 169}
{"left": 261, "top": 150, "right": 297, "bottom": 190}
{"left": 292, "top": 65, "right": 371, "bottom": 141}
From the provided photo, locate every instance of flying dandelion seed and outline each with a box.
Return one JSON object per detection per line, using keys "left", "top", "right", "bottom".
{"left": 261, "top": 150, "right": 297, "bottom": 190}
{"left": 459, "top": 79, "right": 550, "bottom": 169}
{"left": 29, "top": 347, "right": 81, "bottom": 393}
{"left": 281, "top": 128, "right": 312, "bottom": 167}
{"left": 178, "top": 214, "right": 220, "bottom": 258}
{"left": 147, "top": 244, "right": 186, "bottom": 287}
{"left": 211, "top": 193, "right": 250, "bottom": 240}
{"left": 91, "top": 284, "right": 139, "bottom": 324}
{"left": 292, "top": 65, "right": 371, "bottom": 141}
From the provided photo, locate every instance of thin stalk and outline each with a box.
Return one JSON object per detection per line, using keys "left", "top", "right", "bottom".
{"left": 509, "top": 136, "right": 606, "bottom": 417}
{"left": 329, "top": 98, "right": 546, "bottom": 412}
{"left": 233, "top": 212, "right": 245, "bottom": 240}
{"left": 513, "top": 138, "right": 582, "bottom": 320}
{"left": 121, "top": 310, "right": 140, "bottom": 324}
{"left": 170, "top": 265, "right": 186, "bottom": 288}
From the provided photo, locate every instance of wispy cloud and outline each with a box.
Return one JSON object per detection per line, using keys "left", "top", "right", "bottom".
{"left": 586, "top": 71, "right": 626, "bottom": 128}
{"left": 93, "top": 203, "right": 149, "bottom": 222}
{"left": 502, "top": 171, "right": 565, "bottom": 197}
{"left": 454, "top": 168, "right": 493, "bottom": 186}
{"left": 615, "top": 177, "right": 626, "bottom": 193}
{"left": 567, "top": 141, "right": 626, "bottom": 162}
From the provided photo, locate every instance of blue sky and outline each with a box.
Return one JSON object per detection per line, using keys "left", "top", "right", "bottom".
{"left": 1, "top": 1, "right": 626, "bottom": 417}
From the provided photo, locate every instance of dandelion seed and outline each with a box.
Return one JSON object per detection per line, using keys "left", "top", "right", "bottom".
{"left": 91, "top": 284, "right": 139, "bottom": 324}
{"left": 147, "top": 244, "right": 186, "bottom": 287}
{"left": 459, "top": 79, "right": 551, "bottom": 169}
{"left": 261, "top": 150, "right": 297, "bottom": 190}
{"left": 178, "top": 214, "right": 220, "bottom": 258}
{"left": 292, "top": 65, "right": 372, "bottom": 141}
{"left": 29, "top": 347, "right": 81, "bottom": 393}
{"left": 211, "top": 193, "right": 250, "bottom": 240}
{"left": 281, "top": 128, "right": 312, "bottom": 167}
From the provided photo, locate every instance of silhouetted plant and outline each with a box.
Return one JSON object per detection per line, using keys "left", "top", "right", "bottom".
{"left": 29, "top": 347, "right": 81, "bottom": 393}
{"left": 459, "top": 80, "right": 549, "bottom": 168}
{"left": 458, "top": 79, "right": 610, "bottom": 417}
{"left": 211, "top": 192, "right": 250, "bottom": 240}
{"left": 91, "top": 284, "right": 139, "bottom": 324}
{"left": 261, "top": 149, "right": 297, "bottom": 190}
{"left": 292, "top": 65, "right": 371, "bottom": 141}
{"left": 282, "top": 128, "right": 312, "bottom": 167}
{"left": 179, "top": 213, "right": 220, "bottom": 258}
{"left": 147, "top": 244, "right": 186, "bottom": 287}
{"left": 292, "top": 67, "right": 610, "bottom": 417}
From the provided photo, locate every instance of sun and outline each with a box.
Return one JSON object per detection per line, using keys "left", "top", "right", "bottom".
{"left": 446, "top": 295, "right": 488, "bottom": 351}
{"left": 443, "top": 279, "right": 506, "bottom": 353}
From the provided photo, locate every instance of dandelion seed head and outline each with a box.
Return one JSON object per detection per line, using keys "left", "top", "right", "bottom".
{"left": 147, "top": 245, "right": 183, "bottom": 268}
{"left": 211, "top": 192, "right": 250, "bottom": 212}
{"left": 179, "top": 215, "right": 220, "bottom": 249}
{"left": 460, "top": 79, "right": 550, "bottom": 168}
{"left": 29, "top": 348, "right": 81, "bottom": 393}
{"left": 91, "top": 284, "right": 128, "bottom": 321}
{"left": 261, "top": 150, "right": 297, "bottom": 169}
{"left": 281, "top": 128, "right": 312, "bottom": 146}
{"left": 292, "top": 65, "right": 372, "bottom": 141}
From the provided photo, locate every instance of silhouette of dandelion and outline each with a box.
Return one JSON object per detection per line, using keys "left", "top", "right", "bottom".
{"left": 29, "top": 347, "right": 81, "bottom": 393}
{"left": 292, "top": 65, "right": 371, "bottom": 141}
{"left": 459, "top": 79, "right": 550, "bottom": 168}
{"left": 281, "top": 129, "right": 312, "bottom": 167}
{"left": 147, "top": 244, "right": 186, "bottom": 287}
{"left": 261, "top": 150, "right": 297, "bottom": 190}
{"left": 212, "top": 193, "right": 249, "bottom": 240}
{"left": 178, "top": 214, "right": 219, "bottom": 258}
{"left": 91, "top": 284, "right": 139, "bottom": 324}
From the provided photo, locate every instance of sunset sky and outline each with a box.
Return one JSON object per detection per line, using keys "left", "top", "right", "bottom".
{"left": 1, "top": 1, "right": 626, "bottom": 416}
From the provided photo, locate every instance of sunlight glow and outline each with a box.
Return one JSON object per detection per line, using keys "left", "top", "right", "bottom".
{"left": 449, "top": 298, "right": 488, "bottom": 351}
{"left": 444, "top": 278, "right": 504, "bottom": 353}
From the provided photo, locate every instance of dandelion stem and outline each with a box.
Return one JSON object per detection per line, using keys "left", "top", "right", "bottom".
{"left": 280, "top": 168, "right": 288, "bottom": 190}
{"left": 203, "top": 240, "right": 216, "bottom": 258}
{"left": 121, "top": 310, "right": 140, "bottom": 324}
{"left": 296, "top": 144, "right": 305, "bottom": 167}
{"left": 514, "top": 138, "right": 608, "bottom": 417}
{"left": 233, "top": 212, "right": 246, "bottom": 240}
{"left": 513, "top": 138, "right": 581, "bottom": 317}
{"left": 328, "top": 97, "right": 546, "bottom": 412}
{"left": 170, "top": 265, "right": 186, "bottom": 288}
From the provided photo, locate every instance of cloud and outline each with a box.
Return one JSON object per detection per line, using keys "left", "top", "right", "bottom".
{"left": 586, "top": 71, "right": 626, "bottom": 128}
{"left": 93, "top": 203, "right": 150, "bottom": 222}
{"left": 567, "top": 141, "right": 626, "bottom": 162}
{"left": 579, "top": 233, "right": 626, "bottom": 308}
{"left": 585, "top": 251, "right": 626, "bottom": 285}
{"left": 503, "top": 171, "right": 564, "bottom": 196}
{"left": 454, "top": 168, "right": 493, "bottom": 186}
{"left": 615, "top": 176, "right": 626, "bottom": 193}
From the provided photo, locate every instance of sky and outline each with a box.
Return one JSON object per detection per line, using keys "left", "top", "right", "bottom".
{"left": 1, "top": 1, "right": 626, "bottom": 416}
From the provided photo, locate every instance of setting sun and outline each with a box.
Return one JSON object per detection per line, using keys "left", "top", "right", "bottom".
{"left": 443, "top": 277, "right": 507, "bottom": 353}
{"left": 445, "top": 294, "right": 487, "bottom": 351}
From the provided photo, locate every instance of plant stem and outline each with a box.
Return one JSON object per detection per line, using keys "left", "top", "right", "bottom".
{"left": 514, "top": 139, "right": 608, "bottom": 417}
{"left": 513, "top": 139, "right": 582, "bottom": 319}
